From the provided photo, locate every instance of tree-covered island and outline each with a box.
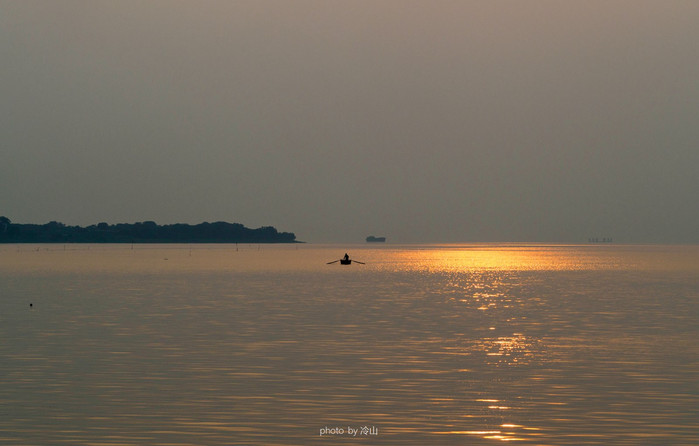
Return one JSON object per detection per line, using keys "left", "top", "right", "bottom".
{"left": 0, "top": 217, "right": 298, "bottom": 243}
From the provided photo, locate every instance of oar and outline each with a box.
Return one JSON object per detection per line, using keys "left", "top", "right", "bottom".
{"left": 327, "top": 259, "right": 340, "bottom": 264}
{"left": 353, "top": 260, "right": 366, "bottom": 264}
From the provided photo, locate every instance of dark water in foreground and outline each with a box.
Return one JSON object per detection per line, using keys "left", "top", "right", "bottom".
{"left": 1, "top": 244, "right": 697, "bottom": 445}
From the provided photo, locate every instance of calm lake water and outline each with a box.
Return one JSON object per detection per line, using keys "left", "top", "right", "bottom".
{"left": 1, "top": 244, "right": 697, "bottom": 445}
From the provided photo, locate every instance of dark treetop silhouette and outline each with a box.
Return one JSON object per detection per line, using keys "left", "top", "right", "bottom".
{"left": 0, "top": 217, "right": 297, "bottom": 243}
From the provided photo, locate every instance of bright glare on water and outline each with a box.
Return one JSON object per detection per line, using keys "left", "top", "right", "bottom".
{"left": 1, "top": 243, "right": 697, "bottom": 445}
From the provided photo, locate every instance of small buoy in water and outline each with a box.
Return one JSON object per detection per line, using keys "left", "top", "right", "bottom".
{"left": 29, "top": 303, "right": 33, "bottom": 308}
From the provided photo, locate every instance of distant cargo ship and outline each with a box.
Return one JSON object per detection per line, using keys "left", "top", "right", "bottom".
{"left": 366, "top": 236, "right": 386, "bottom": 243}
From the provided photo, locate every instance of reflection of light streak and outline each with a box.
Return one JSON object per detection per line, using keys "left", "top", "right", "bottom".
{"left": 469, "top": 333, "right": 540, "bottom": 366}
{"left": 392, "top": 244, "right": 590, "bottom": 272}
{"left": 437, "top": 404, "right": 542, "bottom": 442}
{"left": 435, "top": 430, "right": 501, "bottom": 435}
{"left": 437, "top": 428, "right": 532, "bottom": 442}
{"left": 484, "top": 434, "right": 525, "bottom": 441}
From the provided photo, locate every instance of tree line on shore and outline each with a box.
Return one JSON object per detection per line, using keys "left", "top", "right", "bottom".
{"left": 0, "top": 217, "right": 297, "bottom": 243}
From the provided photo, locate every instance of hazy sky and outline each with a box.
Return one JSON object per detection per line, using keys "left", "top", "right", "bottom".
{"left": 2, "top": 1, "right": 698, "bottom": 243}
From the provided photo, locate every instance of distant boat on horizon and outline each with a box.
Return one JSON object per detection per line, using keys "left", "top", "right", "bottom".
{"left": 366, "top": 235, "right": 386, "bottom": 243}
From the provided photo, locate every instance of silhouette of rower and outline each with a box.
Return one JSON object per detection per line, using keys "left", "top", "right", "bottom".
{"left": 344, "top": 253, "right": 350, "bottom": 261}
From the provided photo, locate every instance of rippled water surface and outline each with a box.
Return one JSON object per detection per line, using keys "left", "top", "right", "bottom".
{"left": 1, "top": 244, "right": 697, "bottom": 445}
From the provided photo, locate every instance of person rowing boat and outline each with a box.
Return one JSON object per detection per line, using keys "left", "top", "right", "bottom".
{"left": 327, "top": 253, "right": 365, "bottom": 265}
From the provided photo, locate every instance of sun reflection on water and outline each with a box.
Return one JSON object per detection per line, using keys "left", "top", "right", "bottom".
{"left": 384, "top": 243, "right": 688, "bottom": 274}
{"left": 1, "top": 244, "right": 697, "bottom": 444}
{"left": 390, "top": 244, "right": 598, "bottom": 272}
